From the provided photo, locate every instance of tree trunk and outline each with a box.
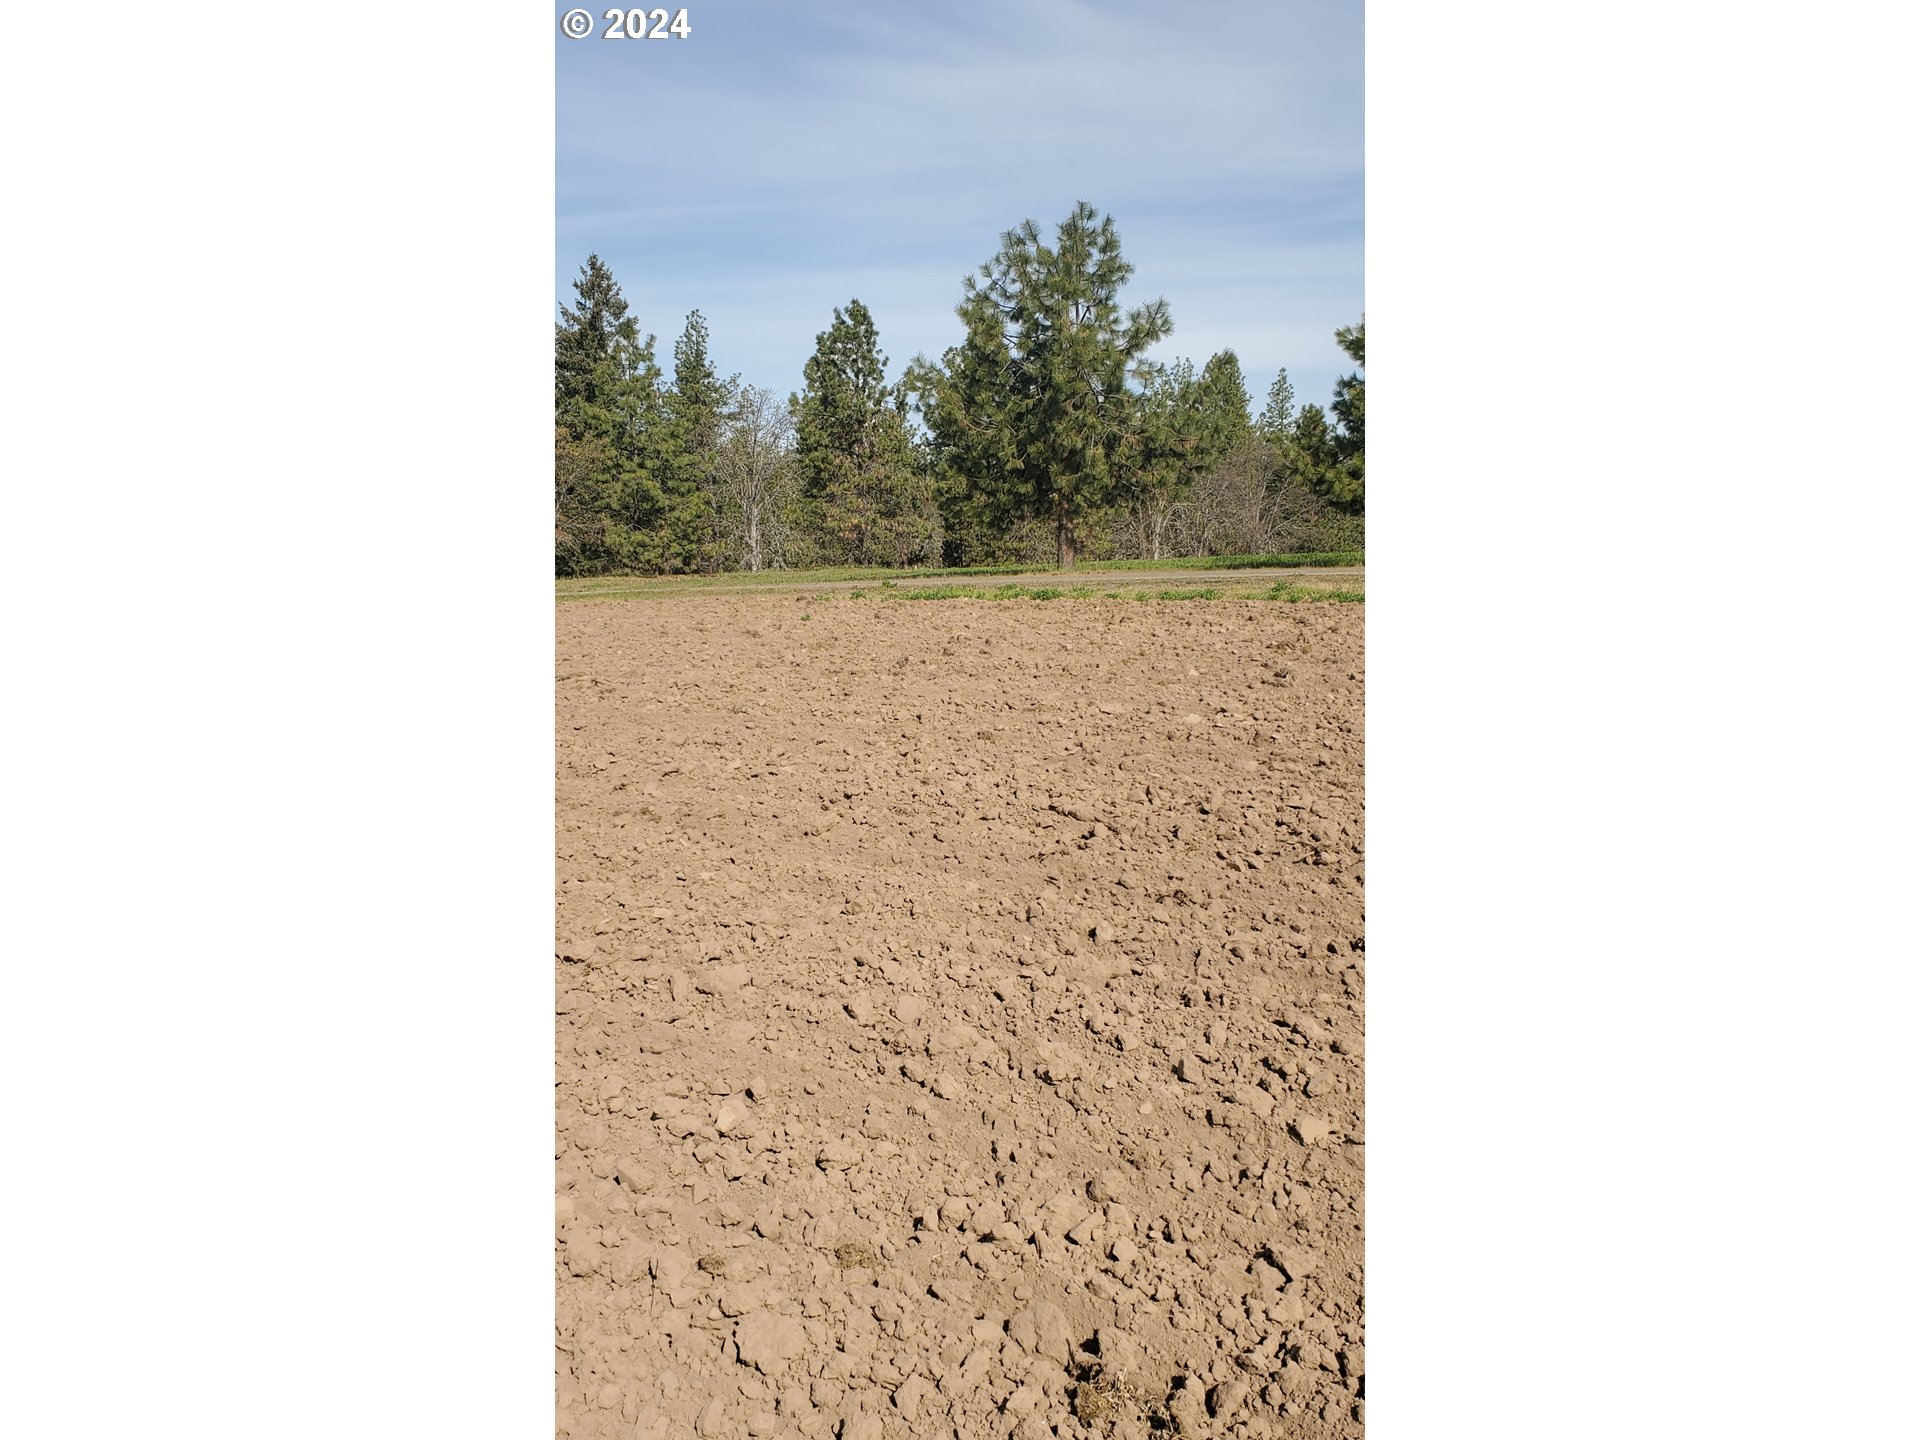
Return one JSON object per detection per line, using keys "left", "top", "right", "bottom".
{"left": 1056, "top": 502, "right": 1076, "bottom": 570}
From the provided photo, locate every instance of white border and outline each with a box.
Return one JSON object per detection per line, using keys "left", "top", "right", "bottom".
{"left": 1372, "top": 2, "right": 1916, "bottom": 1434}
{"left": 3, "top": 4, "right": 553, "bottom": 1433}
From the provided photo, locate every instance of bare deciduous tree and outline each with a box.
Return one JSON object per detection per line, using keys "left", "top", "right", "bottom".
{"left": 555, "top": 426, "right": 614, "bottom": 574}
{"left": 1102, "top": 437, "right": 1365, "bottom": 561}
{"left": 1170, "top": 441, "right": 1274, "bottom": 557}
{"left": 710, "top": 386, "right": 797, "bottom": 572}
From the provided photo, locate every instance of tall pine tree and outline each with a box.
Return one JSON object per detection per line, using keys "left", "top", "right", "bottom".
{"left": 913, "top": 202, "right": 1172, "bottom": 569}
{"left": 662, "top": 309, "right": 736, "bottom": 571}
{"left": 553, "top": 254, "right": 676, "bottom": 574}
{"left": 555, "top": 254, "right": 637, "bottom": 424}
{"left": 1327, "top": 318, "right": 1364, "bottom": 511}
{"left": 1256, "top": 368, "right": 1296, "bottom": 440}
{"left": 1292, "top": 402, "right": 1335, "bottom": 495}
{"left": 1194, "top": 349, "right": 1253, "bottom": 454}
{"left": 792, "top": 300, "right": 936, "bottom": 567}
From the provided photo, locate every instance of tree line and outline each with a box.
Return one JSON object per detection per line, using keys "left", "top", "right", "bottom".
{"left": 555, "top": 201, "right": 1363, "bottom": 576}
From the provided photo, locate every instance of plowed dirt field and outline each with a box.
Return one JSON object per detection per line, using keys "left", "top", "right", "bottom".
{"left": 556, "top": 597, "right": 1365, "bottom": 1440}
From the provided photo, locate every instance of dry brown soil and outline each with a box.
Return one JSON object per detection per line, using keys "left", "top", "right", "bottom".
{"left": 556, "top": 597, "right": 1365, "bottom": 1440}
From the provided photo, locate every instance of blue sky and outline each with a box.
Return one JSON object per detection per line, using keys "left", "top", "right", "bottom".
{"left": 556, "top": 0, "right": 1362, "bottom": 419}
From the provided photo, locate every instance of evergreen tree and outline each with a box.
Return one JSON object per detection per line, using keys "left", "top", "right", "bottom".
{"left": 1194, "top": 349, "right": 1253, "bottom": 455}
{"left": 1130, "top": 357, "right": 1201, "bottom": 560}
{"left": 554, "top": 254, "right": 678, "bottom": 573}
{"left": 662, "top": 309, "right": 737, "bottom": 571}
{"left": 1128, "top": 351, "right": 1250, "bottom": 559}
{"left": 555, "top": 253, "right": 638, "bottom": 423}
{"left": 792, "top": 300, "right": 937, "bottom": 567}
{"left": 670, "top": 310, "right": 733, "bottom": 458}
{"left": 907, "top": 310, "right": 1020, "bottom": 567}
{"left": 1292, "top": 402, "right": 1335, "bottom": 493}
{"left": 1334, "top": 318, "right": 1364, "bottom": 372}
{"left": 913, "top": 202, "right": 1172, "bottom": 569}
{"left": 1256, "top": 368, "right": 1296, "bottom": 439}
{"left": 1327, "top": 318, "right": 1364, "bottom": 511}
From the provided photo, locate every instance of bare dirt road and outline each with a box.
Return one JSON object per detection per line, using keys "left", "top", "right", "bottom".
{"left": 562, "top": 566, "right": 1363, "bottom": 601}
{"left": 557, "top": 597, "right": 1365, "bottom": 1440}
